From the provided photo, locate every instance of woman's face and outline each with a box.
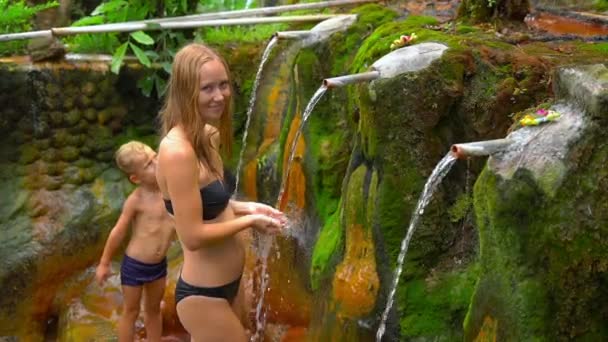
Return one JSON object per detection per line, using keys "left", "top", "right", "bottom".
{"left": 198, "top": 59, "right": 231, "bottom": 122}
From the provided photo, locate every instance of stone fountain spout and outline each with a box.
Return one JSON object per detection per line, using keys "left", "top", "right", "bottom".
{"left": 273, "top": 30, "right": 313, "bottom": 40}
{"left": 450, "top": 138, "right": 514, "bottom": 159}
{"left": 322, "top": 71, "right": 380, "bottom": 88}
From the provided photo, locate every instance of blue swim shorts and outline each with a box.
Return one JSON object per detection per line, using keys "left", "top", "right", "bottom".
{"left": 120, "top": 254, "right": 167, "bottom": 286}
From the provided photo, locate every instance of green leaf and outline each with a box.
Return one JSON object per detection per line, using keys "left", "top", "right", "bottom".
{"left": 129, "top": 42, "right": 151, "bottom": 67}
{"left": 129, "top": 30, "right": 154, "bottom": 45}
{"left": 145, "top": 50, "right": 160, "bottom": 59}
{"left": 71, "top": 16, "right": 104, "bottom": 27}
{"left": 92, "top": 0, "right": 127, "bottom": 16}
{"left": 111, "top": 42, "right": 128, "bottom": 74}
{"left": 155, "top": 76, "right": 167, "bottom": 98}
{"left": 161, "top": 62, "right": 172, "bottom": 74}
{"left": 137, "top": 75, "right": 154, "bottom": 97}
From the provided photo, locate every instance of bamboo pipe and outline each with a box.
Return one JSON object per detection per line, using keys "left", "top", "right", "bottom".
{"left": 0, "top": 14, "right": 339, "bottom": 42}
{"left": 273, "top": 30, "right": 312, "bottom": 40}
{"left": 0, "top": 0, "right": 377, "bottom": 42}
{"left": 322, "top": 70, "right": 380, "bottom": 88}
{"left": 148, "top": 0, "right": 377, "bottom": 23}
{"left": 450, "top": 139, "right": 513, "bottom": 159}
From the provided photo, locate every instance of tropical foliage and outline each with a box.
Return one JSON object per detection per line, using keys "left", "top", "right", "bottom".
{"left": 0, "top": 0, "right": 58, "bottom": 55}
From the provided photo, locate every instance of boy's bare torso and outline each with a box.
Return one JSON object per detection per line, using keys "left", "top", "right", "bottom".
{"left": 126, "top": 187, "right": 175, "bottom": 264}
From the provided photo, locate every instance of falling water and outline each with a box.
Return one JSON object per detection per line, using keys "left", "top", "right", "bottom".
{"left": 250, "top": 85, "right": 327, "bottom": 341}
{"left": 234, "top": 36, "right": 278, "bottom": 193}
{"left": 376, "top": 153, "right": 457, "bottom": 341}
{"left": 251, "top": 231, "right": 273, "bottom": 342}
{"left": 276, "top": 85, "right": 328, "bottom": 206}
{"left": 27, "top": 70, "right": 43, "bottom": 135}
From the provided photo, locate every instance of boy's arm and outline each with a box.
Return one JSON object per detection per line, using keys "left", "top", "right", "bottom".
{"left": 98, "top": 195, "right": 136, "bottom": 266}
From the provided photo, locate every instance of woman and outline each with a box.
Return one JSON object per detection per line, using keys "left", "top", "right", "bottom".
{"left": 156, "top": 43, "right": 285, "bottom": 341}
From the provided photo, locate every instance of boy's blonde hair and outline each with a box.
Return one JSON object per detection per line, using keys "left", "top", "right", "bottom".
{"left": 115, "top": 141, "right": 154, "bottom": 174}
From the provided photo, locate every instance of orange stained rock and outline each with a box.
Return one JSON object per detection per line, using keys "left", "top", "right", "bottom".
{"left": 242, "top": 160, "right": 258, "bottom": 201}
{"left": 281, "top": 326, "right": 308, "bottom": 342}
{"left": 263, "top": 83, "right": 289, "bottom": 144}
{"left": 526, "top": 12, "right": 608, "bottom": 37}
{"left": 278, "top": 114, "right": 306, "bottom": 211}
{"left": 474, "top": 316, "right": 498, "bottom": 342}
{"left": 332, "top": 223, "right": 379, "bottom": 319}
{"left": 278, "top": 162, "right": 306, "bottom": 212}
{"left": 162, "top": 254, "right": 186, "bottom": 335}
{"left": 263, "top": 237, "right": 312, "bottom": 327}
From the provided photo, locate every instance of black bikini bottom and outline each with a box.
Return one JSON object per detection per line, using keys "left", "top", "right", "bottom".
{"left": 175, "top": 275, "right": 242, "bottom": 305}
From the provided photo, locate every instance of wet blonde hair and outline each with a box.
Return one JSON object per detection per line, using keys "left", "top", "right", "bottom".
{"left": 115, "top": 141, "right": 154, "bottom": 175}
{"left": 159, "top": 43, "right": 233, "bottom": 178}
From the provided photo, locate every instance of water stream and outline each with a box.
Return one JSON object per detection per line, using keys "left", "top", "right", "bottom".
{"left": 275, "top": 85, "right": 328, "bottom": 207}
{"left": 376, "top": 153, "right": 457, "bottom": 341}
{"left": 250, "top": 85, "right": 327, "bottom": 341}
{"left": 234, "top": 36, "right": 278, "bottom": 193}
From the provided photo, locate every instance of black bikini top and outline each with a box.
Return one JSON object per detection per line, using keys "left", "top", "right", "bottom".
{"left": 164, "top": 169, "right": 236, "bottom": 220}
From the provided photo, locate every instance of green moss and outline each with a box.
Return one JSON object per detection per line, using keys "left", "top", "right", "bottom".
{"left": 350, "top": 17, "right": 440, "bottom": 74}
{"left": 294, "top": 48, "right": 350, "bottom": 223}
{"left": 310, "top": 206, "right": 344, "bottom": 291}
{"left": 367, "top": 170, "right": 378, "bottom": 228}
{"left": 377, "top": 164, "right": 424, "bottom": 266}
{"left": 448, "top": 192, "right": 472, "bottom": 222}
{"left": 456, "top": 24, "right": 479, "bottom": 34}
{"left": 398, "top": 263, "right": 479, "bottom": 339}
{"left": 321, "top": 4, "right": 398, "bottom": 76}
{"left": 200, "top": 24, "right": 289, "bottom": 45}
{"left": 466, "top": 135, "right": 608, "bottom": 340}
{"left": 358, "top": 85, "right": 378, "bottom": 159}
{"left": 345, "top": 165, "right": 367, "bottom": 226}
{"left": 579, "top": 42, "right": 608, "bottom": 54}
{"left": 19, "top": 145, "right": 39, "bottom": 164}
{"left": 594, "top": 0, "right": 608, "bottom": 11}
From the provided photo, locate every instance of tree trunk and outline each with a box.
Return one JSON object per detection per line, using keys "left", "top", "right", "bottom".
{"left": 458, "top": 0, "right": 530, "bottom": 23}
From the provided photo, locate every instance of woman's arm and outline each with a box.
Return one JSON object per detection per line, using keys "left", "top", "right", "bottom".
{"left": 159, "top": 142, "right": 280, "bottom": 251}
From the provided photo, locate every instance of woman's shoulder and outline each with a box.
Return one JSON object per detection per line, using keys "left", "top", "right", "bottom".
{"left": 158, "top": 133, "right": 196, "bottom": 163}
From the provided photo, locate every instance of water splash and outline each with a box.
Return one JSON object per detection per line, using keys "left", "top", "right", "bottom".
{"left": 276, "top": 85, "right": 328, "bottom": 206}
{"left": 234, "top": 36, "right": 278, "bottom": 193}
{"left": 250, "top": 85, "right": 327, "bottom": 341}
{"left": 251, "top": 232, "right": 274, "bottom": 342}
{"left": 376, "top": 153, "right": 457, "bottom": 341}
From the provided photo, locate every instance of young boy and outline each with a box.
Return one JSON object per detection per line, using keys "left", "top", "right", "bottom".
{"left": 95, "top": 141, "right": 175, "bottom": 342}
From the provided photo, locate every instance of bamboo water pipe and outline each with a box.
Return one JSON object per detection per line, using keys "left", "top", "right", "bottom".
{"left": 0, "top": 15, "right": 339, "bottom": 42}
{"left": 0, "top": 0, "right": 377, "bottom": 42}
{"left": 450, "top": 139, "right": 514, "bottom": 159}
{"left": 322, "top": 71, "right": 380, "bottom": 88}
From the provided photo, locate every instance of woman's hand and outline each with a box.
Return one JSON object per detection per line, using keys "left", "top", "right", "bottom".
{"left": 249, "top": 214, "right": 283, "bottom": 234}
{"left": 248, "top": 202, "right": 287, "bottom": 226}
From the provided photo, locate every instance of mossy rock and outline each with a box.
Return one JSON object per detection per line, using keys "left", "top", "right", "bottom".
{"left": 310, "top": 208, "right": 344, "bottom": 292}
{"left": 19, "top": 145, "right": 39, "bottom": 165}
{"left": 466, "top": 128, "right": 608, "bottom": 340}
{"left": 64, "top": 110, "right": 81, "bottom": 127}
{"left": 52, "top": 129, "right": 70, "bottom": 148}
{"left": 60, "top": 146, "right": 80, "bottom": 162}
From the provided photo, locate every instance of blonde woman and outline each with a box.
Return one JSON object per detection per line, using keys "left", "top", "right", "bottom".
{"left": 156, "top": 43, "right": 285, "bottom": 341}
